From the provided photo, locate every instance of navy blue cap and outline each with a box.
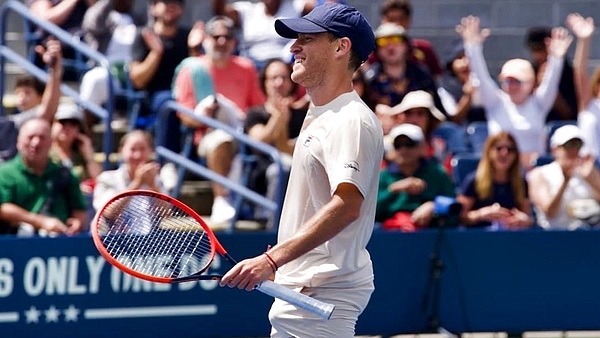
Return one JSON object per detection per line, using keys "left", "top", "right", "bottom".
{"left": 274, "top": 3, "right": 375, "bottom": 62}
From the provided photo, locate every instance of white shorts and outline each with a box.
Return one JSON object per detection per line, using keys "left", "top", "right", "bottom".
{"left": 197, "top": 129, "right": 235, "bottom": 157}
{"left": 268, "top": 282, "right": 374, "bottom": 338}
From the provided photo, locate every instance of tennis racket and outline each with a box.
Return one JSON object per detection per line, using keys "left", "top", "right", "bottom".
{"left": 91, "top": 190, "right": 335, "bottom": 320}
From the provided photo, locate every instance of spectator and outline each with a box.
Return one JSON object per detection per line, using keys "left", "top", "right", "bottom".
{"left": 50, "top": 102, "right": 102, "bottom": 195}
{"left": 79, "top": 0, "right": 146, "bottom": 129}
{"left": 456, "top": 132, "right": 533, "bottom": 229}
{"left": 26, "top": 0, "right": 97, "bottom": 80}
{"left": 93, "top": 130, "right": 167, "bottom": 211}
{"left": 27, "top": 0, "right": 96, "bottom": 36}
{"left": 365, "top": 23, "right": 444, "bottom": 117}
{"left": 566, "top": 13, "right": 600, "bottom": 160}
{"left": 173, "top": 15, "right": 265, "bottom": 224}
{"left": 243, "top": 58, "right": 308, "bottom": 224}
{"left": 2, "top": 38, "right": 63, "bottom": 163}
{"left": 192, "top": 16, "right": 266, "bottom": 114}
{"left": 0, "top": 118, "right": 87, "bottom": 236}
{"left": 437, "top": 38, "right": 486, "bottom": 125}
{"left": 129, "top": 0, "right": 203, "bottom": 153}
{"left": 525, "top": 26, "right": 578, "bottom": 122}
{"left": 212, "top": 0, "right": 314, "bottom": 70}
{"left": 456, "top": 16, "right": 572, "bottom": 170}
{"left": 378, "top": 90, "right": 446, "bottom": 161}
{"left": 376, "top": 0, "right": 442, "bottom": 79}
{"left": 528, "top": 125, "right": 600, "bottom": 230}
{"left": 376, "top": 124, "right": 456, "bottom": 231}
{"left": 174, "top": 65, "right": 244, "bottom": 224}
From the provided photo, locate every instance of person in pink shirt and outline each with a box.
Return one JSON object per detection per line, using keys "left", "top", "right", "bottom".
{"left": 173, "top": 15, "right": 265, "bottom": 224}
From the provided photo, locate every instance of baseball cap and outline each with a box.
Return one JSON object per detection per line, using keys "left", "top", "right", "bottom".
{"left": 55, "top": 102, "right": 84, "bottom": 122}
{"left": 382, "top": 90, "right": 446, "bottom": 122}
{"left": 374, "top": 22, "right": 407, "bottom": 39}
{"left": 274, "top": 3, "right": 375, "bottom": 62}
{"left": 500, "top": 58, "right": 535, "bottom": 83}
{"left": 388, "top": 123, "right": 424, "bottom": 144}
{"left": 550, "top": 125, "right": 583, "bottom": 148}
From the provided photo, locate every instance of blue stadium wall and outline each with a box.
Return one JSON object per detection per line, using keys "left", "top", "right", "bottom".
{"left": 1, "top": 229, "right": 600, "bottom": 337}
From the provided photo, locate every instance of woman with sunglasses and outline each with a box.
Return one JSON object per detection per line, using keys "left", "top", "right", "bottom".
{"left": 364, "top": 22, "right": 444, "bottom": 116}
{"left": 456, "top": 132, "right": 533, "bottom": 229}
{"left": 528, "top": 125, "right": 600, "bottom": 230}
{"left": 456, "top": 16, "right": 572, "bottom": 170}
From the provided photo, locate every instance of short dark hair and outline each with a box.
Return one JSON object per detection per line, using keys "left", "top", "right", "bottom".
{"left": 381, "top": 0, "right": 412, "bottom": 18}
{"left": 15, "top": 75, "right": 45, "bottom": 96}
{"left": 525, "top": 26, "right": 551, "bottom": 49}
{"left": 259, "top": 58, "right": 297, "bottom": 96}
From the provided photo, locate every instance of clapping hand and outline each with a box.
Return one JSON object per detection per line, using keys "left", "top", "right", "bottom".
{"left": 141, "top": 28, "right": 164, "bottom": 55}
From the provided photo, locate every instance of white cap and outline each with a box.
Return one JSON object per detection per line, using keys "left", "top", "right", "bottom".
{"left": 374, "top": 22, "right": 407, "bottom": 38}
{"left": 500, "top": 58, "right": 535, "bottom": 83}
{"left": 388, "top": 123, "right": 424, "bottom": 143}
{"left": 550, "top": 124, "right": 583, "bottom": 148}
{"left": 379, "top": 90, "right": 446, "bottom": 123}
{"left": 55, "top": 102, "right": 84, "bottom": 121}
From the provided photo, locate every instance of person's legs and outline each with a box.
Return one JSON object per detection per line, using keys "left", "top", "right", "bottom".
{"left": 198, "top": 130, "right": 237, "bottom": 224}
{"left": 151, "top": 90, "right": 182, "bottom": 154}
{"left": 269, "top": 282, "right": 373, "bottom": 338}
{"left": 80, "top": 67, "right": 109, "bottom": 131}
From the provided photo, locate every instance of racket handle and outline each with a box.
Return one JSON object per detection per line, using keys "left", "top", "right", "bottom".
{"left": 255, "top": 280, "right": 335, "bottom": 320}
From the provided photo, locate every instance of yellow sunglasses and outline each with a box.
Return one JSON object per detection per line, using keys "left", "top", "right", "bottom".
{"left": 375, "top": 35, "right": 405, "bottom": 47}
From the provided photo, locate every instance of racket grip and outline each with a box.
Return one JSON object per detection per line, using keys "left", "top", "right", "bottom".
{"left": 255, "top": 280, "right": 335, "bottom": 320}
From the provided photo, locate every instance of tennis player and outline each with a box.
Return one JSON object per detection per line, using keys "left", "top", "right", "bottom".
{"left": 220, "top": 3, "right": 382, "bottom": 337}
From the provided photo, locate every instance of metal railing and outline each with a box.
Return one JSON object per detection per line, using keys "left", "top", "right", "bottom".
{"left": 157, "top": 101, "right": 285, "bottom": 231}
{"left": 0, "top": 0, "right": 114, "bottom": 169}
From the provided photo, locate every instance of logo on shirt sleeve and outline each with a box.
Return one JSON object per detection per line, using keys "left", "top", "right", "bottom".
{"left": 344, "top": 161, "right": 360, "bottom": 172}
{"left": 303, "top": 135, "right": 313, "bottom": 147}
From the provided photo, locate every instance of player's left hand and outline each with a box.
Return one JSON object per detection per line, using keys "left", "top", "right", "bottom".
{"left": 220, "top": 255, "right": 275, "bottom": 291}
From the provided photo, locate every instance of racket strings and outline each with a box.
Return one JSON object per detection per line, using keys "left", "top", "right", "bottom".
{"left": 97, "top": 195, "right": 214, "bottom": 278}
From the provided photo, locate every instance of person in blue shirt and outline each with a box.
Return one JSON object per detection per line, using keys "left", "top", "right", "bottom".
{"left": 456, "top": 131, "right": 533, "bottom": 229}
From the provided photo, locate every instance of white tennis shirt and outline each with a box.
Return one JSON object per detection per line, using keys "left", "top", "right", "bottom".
{"left": 275, "top": 91, "right": 384, "bottom": 288}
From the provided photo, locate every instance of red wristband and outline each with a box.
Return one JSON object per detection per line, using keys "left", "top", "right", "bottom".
{"left": 263, "top": 252, "right": 279, "bottom": 272}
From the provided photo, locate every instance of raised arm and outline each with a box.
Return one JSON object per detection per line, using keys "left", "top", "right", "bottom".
{"left": 28, "top": 0, "right": 82, "bottom": 27}
{"left": 532, "top": 27, "right": 571, "bottom": 111}
{"left": 567, "top": 13, "right": 595, "bottom": 110}
{"left": 456, "top": 16, "right": 502, "bottom": 109}
{"left": 36, "top": 38, "right": 62, "bottom": 123}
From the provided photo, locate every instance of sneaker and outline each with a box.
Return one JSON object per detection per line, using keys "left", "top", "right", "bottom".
{"left": 160, "top": 162, "right": 178, "bottom": 193}
{"left": 210, "top": 196, "right": 236, "bottom": 224}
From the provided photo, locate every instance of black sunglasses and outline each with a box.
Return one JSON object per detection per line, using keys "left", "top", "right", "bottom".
{"left": 393, "top": 139, "right": 419, "bottom": 150}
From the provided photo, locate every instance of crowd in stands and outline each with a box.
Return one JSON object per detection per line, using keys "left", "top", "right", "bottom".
{"left": 1, "top": 0, "right": 600, "bottom": 236}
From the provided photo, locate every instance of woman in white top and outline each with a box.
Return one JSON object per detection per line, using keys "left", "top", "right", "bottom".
{"left": 93, "top": 130, "right": 167, "bottom": 211}
{"left": 566, "top": 13, "right": 600, "bottom": 159}
{"left": 456, "top": 16, "right": 572, "bottom": 169}
{"left": 528, "top": 125, "right": 600, "bottom": 230}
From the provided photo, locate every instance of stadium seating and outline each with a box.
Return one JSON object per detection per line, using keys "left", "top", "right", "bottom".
{"left": 450, "top": 153, "right": 480, "bottom": 188}
{"left": 465, "top": 121, "right": 488, "bottom": 155}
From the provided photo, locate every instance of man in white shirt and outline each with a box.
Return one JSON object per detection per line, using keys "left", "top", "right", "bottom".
{"left": 220, "top": 4, "right": 382, "bottom": 337}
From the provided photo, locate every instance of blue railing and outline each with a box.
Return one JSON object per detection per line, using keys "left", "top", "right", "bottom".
{"left": 156, "top": 100, "right": 285, "bottom": 230}
{"left": 0, "top": 0, "right": 114, "bottom": 169}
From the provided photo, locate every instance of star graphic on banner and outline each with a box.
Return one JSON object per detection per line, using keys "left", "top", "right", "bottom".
{"left": 25, "top": 306, "right": 41, "bottom": 324}
{"left": 63, "top": 304, "right": 80, "bottom": 322}
{"left": 44, "top": 305, "right": 60, "bottom": 323}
